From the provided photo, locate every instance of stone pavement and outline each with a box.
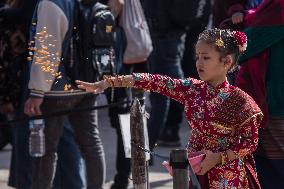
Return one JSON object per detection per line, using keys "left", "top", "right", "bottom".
{"left": 0, "top": 95, "right": 190, "bottom": 189}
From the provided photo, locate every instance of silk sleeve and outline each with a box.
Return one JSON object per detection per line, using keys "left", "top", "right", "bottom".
{"left": 132, "top": 73, "right": 197, "bottom": 105}
{"left": 231, "top": 113, "right": 262, "bottom": 158}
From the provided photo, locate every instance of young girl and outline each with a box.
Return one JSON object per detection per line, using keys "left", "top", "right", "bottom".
{"left": 76, "top": 28, "right": 263, "bottom": 189}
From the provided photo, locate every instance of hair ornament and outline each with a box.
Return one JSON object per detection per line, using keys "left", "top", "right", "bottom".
{"left": 215, "top": 30, "right": 225, "bottom": 47}
{"left": 232, "top": 31, "right": 247, "bottom": 53}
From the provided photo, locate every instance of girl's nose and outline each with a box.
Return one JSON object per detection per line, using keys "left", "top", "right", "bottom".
{"left": 196, "top": 60, "right": 202, "bottom": 65}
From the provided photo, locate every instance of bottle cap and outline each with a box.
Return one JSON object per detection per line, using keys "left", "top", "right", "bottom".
{"left": 33, "top": 119, "right": 43, "bottom": 125}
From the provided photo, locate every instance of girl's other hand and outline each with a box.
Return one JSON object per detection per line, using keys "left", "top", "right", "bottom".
{"left": 196, "top": 150, "right": 220, "bottom": 175}
{"left": 232, "top": 12, "right": 244, "bottom": 24}
{"left": 76, "top": 80, "right": 109, "bottom": 94}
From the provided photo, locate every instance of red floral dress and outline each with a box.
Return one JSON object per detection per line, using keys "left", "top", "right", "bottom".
{"left": 133, "top": 73, "right": 263, "bottom": 189}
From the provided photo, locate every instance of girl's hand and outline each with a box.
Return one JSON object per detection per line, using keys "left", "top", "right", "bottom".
{"left": 76, "top": 80, "right": 109, "bottom": 94}
{"left": 232, "top": 12, "right": 244, "bottom": 24}
{"left": 196, "top": 150, "right": 220, "bottom": 175}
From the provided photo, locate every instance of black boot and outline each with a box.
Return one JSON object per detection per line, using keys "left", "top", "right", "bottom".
{"left": 110, "top": 174, "right": 129, "bottom": 189}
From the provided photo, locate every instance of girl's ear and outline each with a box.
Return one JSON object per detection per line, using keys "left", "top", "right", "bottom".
{"left": 221, "top": 55, "right": 233, "bottom": 69}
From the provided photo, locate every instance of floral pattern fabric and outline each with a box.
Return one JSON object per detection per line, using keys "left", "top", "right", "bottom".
{"left": 133, "top": 73, "right": 263, "bottom": 189}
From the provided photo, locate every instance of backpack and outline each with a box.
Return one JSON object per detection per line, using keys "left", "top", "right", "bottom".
{"left": 65, "top": 0, "right": 116, "bottom": 83}
{"left": 168, "top": 0, "right": 212, "bottom": 28}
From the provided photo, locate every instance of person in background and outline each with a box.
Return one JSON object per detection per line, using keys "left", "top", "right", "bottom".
{"left": 106, "top": 63, "right": 147, "bottom": 189}
{"left": 0, "top": 0, "right": 17, "bottom": 151}
{"left": 105, "top": 0, "right": 149, "bottom": 188}
{"left": 0, "top": 1, "right": 86, "bottom": 188}
{"left": 213, "top": 0, "right": 263, "bottom": 85}
{"left": 0, "top": 1, "right": 36, "bottom": 188}
{"left": 77, "top": 28, "right": 263, "bottom": 189}
{"left": 23, "top": 0, "right": 105, "bottom": 188}
{"left": 143, "top": 0, "right": 185, "bottom": 155}
{"left": 158, "top": 0, "right": 212, "bottom": 147}
{"left": 235, "top": 0, "right": 284, "bottom": 188}
{"left": 53, "top": 121, "right": 85, "bottom": 189}
{"left": 213, "top": 0, "right": 263, "bottom": 30}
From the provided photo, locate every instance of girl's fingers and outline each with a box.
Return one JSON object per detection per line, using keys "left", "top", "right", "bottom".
{"left": 78, "top": 83, "right": 97, "bottom": 90}
{"left": 196, "top": 168, "right": 203, "bottom": 175}
{"left": 76, "top": 80, "right": 93, "bottom": 86}
{"left": 76, "top": 80, "right": 106, "bottom": 94}
{"left": 77, "top": 85, "right": 87, "bottom": 89}
{"left": 75, "top": 80, "right": 89, "bottom": 84}
{"left": 94, "top": 89, "right": 102, "bottom": 94}
{"left": 75, "top": 80, "right": 84, "bottom": 84}
{"left": 201, "top": 149, "right": 209, "bottom": 155}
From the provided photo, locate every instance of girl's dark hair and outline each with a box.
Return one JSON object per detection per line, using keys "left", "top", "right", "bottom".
{"left": 198, "top": 28, "right": 242, "bottom": 71}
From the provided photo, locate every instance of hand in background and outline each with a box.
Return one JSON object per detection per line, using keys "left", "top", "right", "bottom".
{"left": 24, "top": 97, "right": 43, "bottom": 116}
{"left": 232, "top": 12, "right": 244, "bottom": 24}
{"left": 107, "top": 0, "right": 124, "bottom": 18}
{"left": 0, "top": 102, "right": 14, "bottom": 115}
{"left": 76, "top": 80, "right": 109, "bottom": 94}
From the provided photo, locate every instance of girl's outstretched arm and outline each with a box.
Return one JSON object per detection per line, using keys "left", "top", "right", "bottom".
{"left": 76, "top": 73, "right": 197, "bottom": 105}
{"left": 76, "top": 75, "right": 134, "bottom": 93}
{"left": 132, "top": 73, "right": 193, "bottom": 104}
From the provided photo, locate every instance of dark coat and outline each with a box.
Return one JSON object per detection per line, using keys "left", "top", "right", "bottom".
{"left": 213, "top": 0, "right": 247, "bottom": 28}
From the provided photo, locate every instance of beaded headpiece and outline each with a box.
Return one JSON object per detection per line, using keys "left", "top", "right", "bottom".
{"left": 215, "top": 30, "right": 225, "bottom": 47}
{"left": 232, "top": 31, "right": 247, "bottom": 53}
{"left": 214, "top": 30, "right": 247, "bottom": 53}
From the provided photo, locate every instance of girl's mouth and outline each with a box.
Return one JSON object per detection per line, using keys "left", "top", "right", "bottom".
{"left": 198, "top": 69, "right": 204, "bottom": 73}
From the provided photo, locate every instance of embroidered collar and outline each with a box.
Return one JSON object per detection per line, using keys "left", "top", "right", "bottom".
{"left": 207, "top": 80, "right": 229, "bottom": 91}
{"left": 215, "top": 80, "right": 229, "bottom": 90}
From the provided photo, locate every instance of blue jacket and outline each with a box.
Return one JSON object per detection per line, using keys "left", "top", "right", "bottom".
{"left": 28, "top": 0, "right": 89, "bottom": 98}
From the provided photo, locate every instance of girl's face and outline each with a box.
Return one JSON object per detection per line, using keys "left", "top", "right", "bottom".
{"left": 195, "top": 40, "right": 230, "bottom": 86}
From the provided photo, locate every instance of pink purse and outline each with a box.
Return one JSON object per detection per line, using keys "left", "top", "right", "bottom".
{"left": 162, "top": 161, "right": 173, "bottom": 176}
{"left": 188, "top": 152, "right": 206, "bottom": 173}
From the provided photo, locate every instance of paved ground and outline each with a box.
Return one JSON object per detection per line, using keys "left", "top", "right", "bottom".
{"left": 0, "top": 94, "right": 190, "bottom": 189}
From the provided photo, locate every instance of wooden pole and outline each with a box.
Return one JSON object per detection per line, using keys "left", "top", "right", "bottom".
{"left": 170, "top": 149, "right": 189, "bottom": 189}
{"left": 130, "top": 98, "right": 148, "bottom": 189}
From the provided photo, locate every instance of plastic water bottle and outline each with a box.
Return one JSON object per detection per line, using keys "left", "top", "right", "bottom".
{"left": 29, "top": 119, "right": 45, "bottom": 157}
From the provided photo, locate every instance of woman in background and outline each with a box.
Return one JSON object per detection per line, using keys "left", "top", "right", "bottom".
{"left": 235, "top": 0, "right": 284, "bottom": 188}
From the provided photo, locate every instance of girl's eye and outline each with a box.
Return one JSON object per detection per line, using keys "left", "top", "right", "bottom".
{"left": 203, "top": 57, "right": 210, "bottom": 60}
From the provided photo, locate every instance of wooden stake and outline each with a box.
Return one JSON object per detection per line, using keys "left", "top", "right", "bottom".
{"left": 130, "top": 98, "right": 148, "bottom": 189}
